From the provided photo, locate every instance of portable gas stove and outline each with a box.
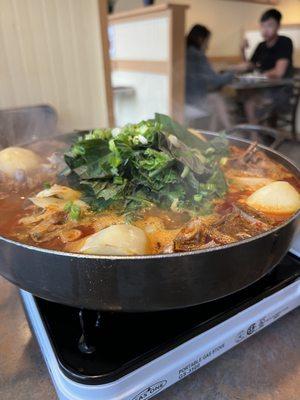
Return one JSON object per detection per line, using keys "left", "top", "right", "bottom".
{"left": 20, "top": 237, "right": 300, "bottom": 400}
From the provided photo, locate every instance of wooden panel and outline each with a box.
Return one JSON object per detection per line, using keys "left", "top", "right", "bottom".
{"left": 109, "top": 3, "right": 188, "bottom": 24}
{"left": 168, "top": 6, "right": 186, "bottom": 124}
{"left": 209, "top": 55, "right": 242, "bottom": 64}
{"left": 0, "top": 0, "right": 113, "bottom": 131}
{"left": 111, "top": 60, "right": 168, "bottom": 74}
{"left": 98, "top": 0, "right": 114, "bottom": 127}
{"left": 282, "top": 24, "right": 300, "bottom": 29}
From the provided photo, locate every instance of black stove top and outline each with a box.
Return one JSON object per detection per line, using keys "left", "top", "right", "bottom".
{"left": 28, "top": 253, "right": 299, "bottom": 385}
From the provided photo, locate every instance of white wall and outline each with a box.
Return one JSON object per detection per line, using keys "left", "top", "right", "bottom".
{"left": 112, "top": 71, "right": 169, "bottom": 126}
{"left": 110, "top": 16, "right": 169, "bottom": 60}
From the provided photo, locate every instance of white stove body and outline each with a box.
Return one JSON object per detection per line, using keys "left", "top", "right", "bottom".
{"left": 20, "top": 271, "right": 300, "bottom": 400}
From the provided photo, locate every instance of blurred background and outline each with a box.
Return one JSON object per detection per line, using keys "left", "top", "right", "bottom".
{"left": 0, "top": 0, "right": 299, "bottom": 159}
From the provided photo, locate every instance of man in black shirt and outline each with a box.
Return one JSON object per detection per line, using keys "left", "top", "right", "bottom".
{"left": 247, "top": 9, "right": 293, "bottom": 79}
{"left": 251, "top": 36, "right": 293, "bottom": 78}
{"left": 238, "top": 9, "right": 294, "bottom": 123}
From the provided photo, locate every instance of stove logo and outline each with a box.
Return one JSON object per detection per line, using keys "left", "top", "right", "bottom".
{"left": 132, "top": 380, "right": 167, "bottom": 400}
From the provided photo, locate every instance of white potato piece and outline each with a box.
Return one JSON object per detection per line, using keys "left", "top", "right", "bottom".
{"left": 80, "top": 224, "right": 149, "bottom": 255}
{"left": 0, "top": 146, "right": 42, "bottom": 177}
{"left": 246, "top": 181, "right": 300, "bottom": 214}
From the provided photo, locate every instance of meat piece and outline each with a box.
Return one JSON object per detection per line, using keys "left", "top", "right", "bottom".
{"left": 174, "top": 205, "right": 272, "bottom": 252}
{"left": 227, "top": 143, "right": 292, "bottom": 180}
{"left": 174, "top": 218, "right": 208, "bottom": 252}
{"left": 19, "top": 212, "right": 47, "bottom": 226}
{"left": 60, "top": 229, "right": 82, "bottom": 243}
{"left": 235, "top": 203, "right": 275, "bottom": 226}
{"left": 240, "top": 142, "right": 258, "bottom": 164}
{"left": 29, "top": 211, "right": 67, "bottom": 242}
{"left": 213, "top": 208, "right": 270, "bottom": 239}
{"left": 205, "top": 226, "right": 237, "bottom": 245}
{"left": 174, "top": 217, "right": 235, "bottom": 252}
{"left": 228, "top": 142, "right": 258, "bottom": 170}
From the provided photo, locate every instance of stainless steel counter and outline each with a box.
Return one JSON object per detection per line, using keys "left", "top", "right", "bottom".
{"left": 1, "top": 276, "right": 300, "bottom": 400}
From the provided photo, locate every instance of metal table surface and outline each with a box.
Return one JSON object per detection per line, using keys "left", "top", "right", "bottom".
{"left": 1, "top": 275, "right": 300, "bottom": 400}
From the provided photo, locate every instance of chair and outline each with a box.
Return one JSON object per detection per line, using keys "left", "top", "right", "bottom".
{"left": 0, "top": 104, "right": 58, "bottom": 148}
{"left": 275, "top": 69, "right": 300, "bottom": 140}
{"left": 260, "top": 69, "right": 300, "bottom": 141}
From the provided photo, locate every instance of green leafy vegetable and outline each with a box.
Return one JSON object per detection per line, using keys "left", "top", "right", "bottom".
{"left": 43, "top": 181, "right": 51, "bottom": 189}
{"left": 64, "top": 201, "right": 81, "bottom": 221}
{"left": 63, "top": 115, "right": 228, "bottom": 219}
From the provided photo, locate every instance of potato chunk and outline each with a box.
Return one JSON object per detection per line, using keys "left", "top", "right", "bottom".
{"left": 0, "top": 146, "right": 43, "bottom": 178}
{"left": 0, "top": 146, "right": 42, "bottom": 177}
{"left": 80, "top": 224, "right": 149, "bottom": 255}
{"left": 246, "top": 181, "right": 300, "bottom": 214}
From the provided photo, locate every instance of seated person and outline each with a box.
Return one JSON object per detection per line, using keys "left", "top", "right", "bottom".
{"left": 237, "top": 9, "right": 294, "bottom": 123}
{"left": 185, "top": 24, "right": 234, "bottom": 131}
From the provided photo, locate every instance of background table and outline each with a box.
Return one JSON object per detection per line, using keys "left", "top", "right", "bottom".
{"left": 227, "top": 77, "right": 294, "bottom": 91}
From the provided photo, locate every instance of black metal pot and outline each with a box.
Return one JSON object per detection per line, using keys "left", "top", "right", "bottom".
{"left": 0, "top": 134, "right": 299, "bottom": 311}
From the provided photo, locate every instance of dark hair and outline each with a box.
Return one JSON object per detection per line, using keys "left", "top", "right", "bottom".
{"left": 260, "top": 8, "right": 282, "bottom": 24}
{"left": 186, "top": 24, "right": 211, "bottom": 49}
